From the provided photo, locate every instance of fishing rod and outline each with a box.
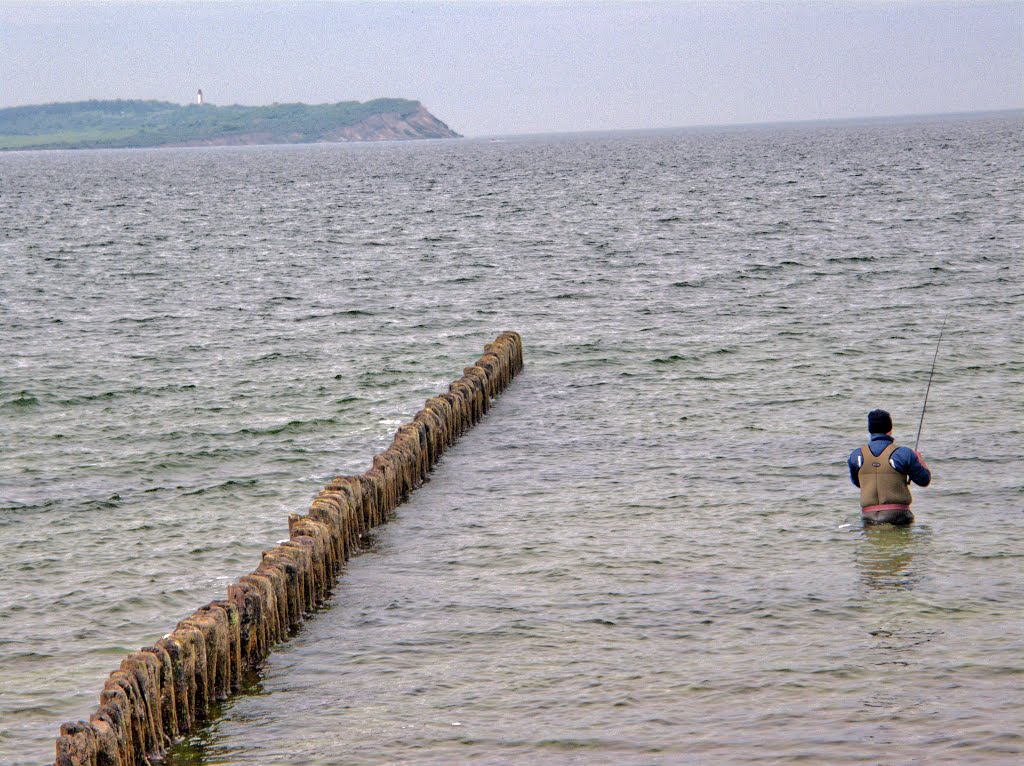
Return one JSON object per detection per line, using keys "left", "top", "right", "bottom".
{"left": 914, "top": 316, "right": 947, "bottom": 452}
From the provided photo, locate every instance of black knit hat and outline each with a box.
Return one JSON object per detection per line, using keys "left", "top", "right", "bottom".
{"left": 868, "top": 409, "right": 892, "bottom": 434}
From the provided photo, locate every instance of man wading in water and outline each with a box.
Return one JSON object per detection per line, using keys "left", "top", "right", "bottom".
{"left": 848, "top": 409, "right": 931, "bottom": 525}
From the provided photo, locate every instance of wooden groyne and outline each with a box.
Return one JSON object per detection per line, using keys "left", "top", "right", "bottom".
{"left": 53, "top": 332, "right": 524, "bottom": 766}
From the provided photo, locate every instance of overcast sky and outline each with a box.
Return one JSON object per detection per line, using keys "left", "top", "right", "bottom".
{"left": 1, "top": 0, "right": 1021, "bottom": 136}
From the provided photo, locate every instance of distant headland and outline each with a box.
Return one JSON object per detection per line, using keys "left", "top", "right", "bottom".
{"left": 0, "top": 98, "right": 461, "bottom": 151}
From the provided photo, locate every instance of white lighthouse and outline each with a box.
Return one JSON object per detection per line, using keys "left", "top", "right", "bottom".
{"left": 197, "top": 89, "right": 204, "bottom": 105}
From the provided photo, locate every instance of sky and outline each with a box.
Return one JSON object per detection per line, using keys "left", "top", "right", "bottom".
{"left": 0, "top": 0, "right": 1021, "bottom": 136}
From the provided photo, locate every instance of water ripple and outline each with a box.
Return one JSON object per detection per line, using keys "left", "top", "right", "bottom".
{"left": 1, "top": 113, "right": 1023, "bottom": 765}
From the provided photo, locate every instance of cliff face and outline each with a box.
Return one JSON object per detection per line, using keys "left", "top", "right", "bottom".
{"left": 0, "top": 99, "right": 462, "bottom": 151}
{"left": 323, "top": 105, "right": 461, "bottom": 142}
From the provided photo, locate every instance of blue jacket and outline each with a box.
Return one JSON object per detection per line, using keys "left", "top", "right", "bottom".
{"left": 848, "top": 433, "right": 931, "bottom": 488}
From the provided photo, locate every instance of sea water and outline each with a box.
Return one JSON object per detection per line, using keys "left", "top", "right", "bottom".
{"left": 1, "top": 113, "right": 1022, "bottom": 765}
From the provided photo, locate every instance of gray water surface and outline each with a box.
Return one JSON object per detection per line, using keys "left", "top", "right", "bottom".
{"left": 1, "top": 114, "right": 1022, "bottom": 765}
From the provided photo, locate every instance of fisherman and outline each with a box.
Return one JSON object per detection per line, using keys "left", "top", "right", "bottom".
{"left": 848, "top": 409, "right": 931, "bottom": 525}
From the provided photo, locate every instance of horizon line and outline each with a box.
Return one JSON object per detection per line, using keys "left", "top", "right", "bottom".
{"left": 468, "top": 107, "right": 1024, "bottom": 140}
{"left": 2, "top": 98, "right": 1020, "bottom": 138}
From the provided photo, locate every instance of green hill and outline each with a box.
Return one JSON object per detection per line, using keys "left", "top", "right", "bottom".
{"left": 0, "top": 98, "right": 461, "bottom": 151}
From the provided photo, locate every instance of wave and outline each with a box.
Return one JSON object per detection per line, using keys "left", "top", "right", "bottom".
{"left": 181, "top": 478, "right": 259, "bottom": 497}
{"left": 1, "top": 391, "right": 39, "bottom": 409}
{"left": 236, "top": 417, "right": 340, "bottom": 436}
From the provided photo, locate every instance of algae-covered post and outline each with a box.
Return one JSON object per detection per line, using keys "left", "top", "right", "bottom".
{"left": 52, "top": 331, "right": 524, "bottom": 766}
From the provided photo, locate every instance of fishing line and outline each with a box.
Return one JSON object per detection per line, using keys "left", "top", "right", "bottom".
{"left": 914, "top": 316, "right": 947, "bottom": 452}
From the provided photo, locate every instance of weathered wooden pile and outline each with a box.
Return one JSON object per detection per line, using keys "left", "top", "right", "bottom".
{"left": 53, "top": 332, "right": 524, "bottom": 766}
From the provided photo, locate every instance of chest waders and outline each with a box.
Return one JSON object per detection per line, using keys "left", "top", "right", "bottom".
{"left": 859, "top": 444, "right": 914, "bottom": 525}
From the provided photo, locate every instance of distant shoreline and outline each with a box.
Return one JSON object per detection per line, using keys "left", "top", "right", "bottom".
{"left": 0, "top": 98, "right": 461, "bottom": 152}
{"left": 1, "top": 103, "right": 1018, "bottom": 150}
